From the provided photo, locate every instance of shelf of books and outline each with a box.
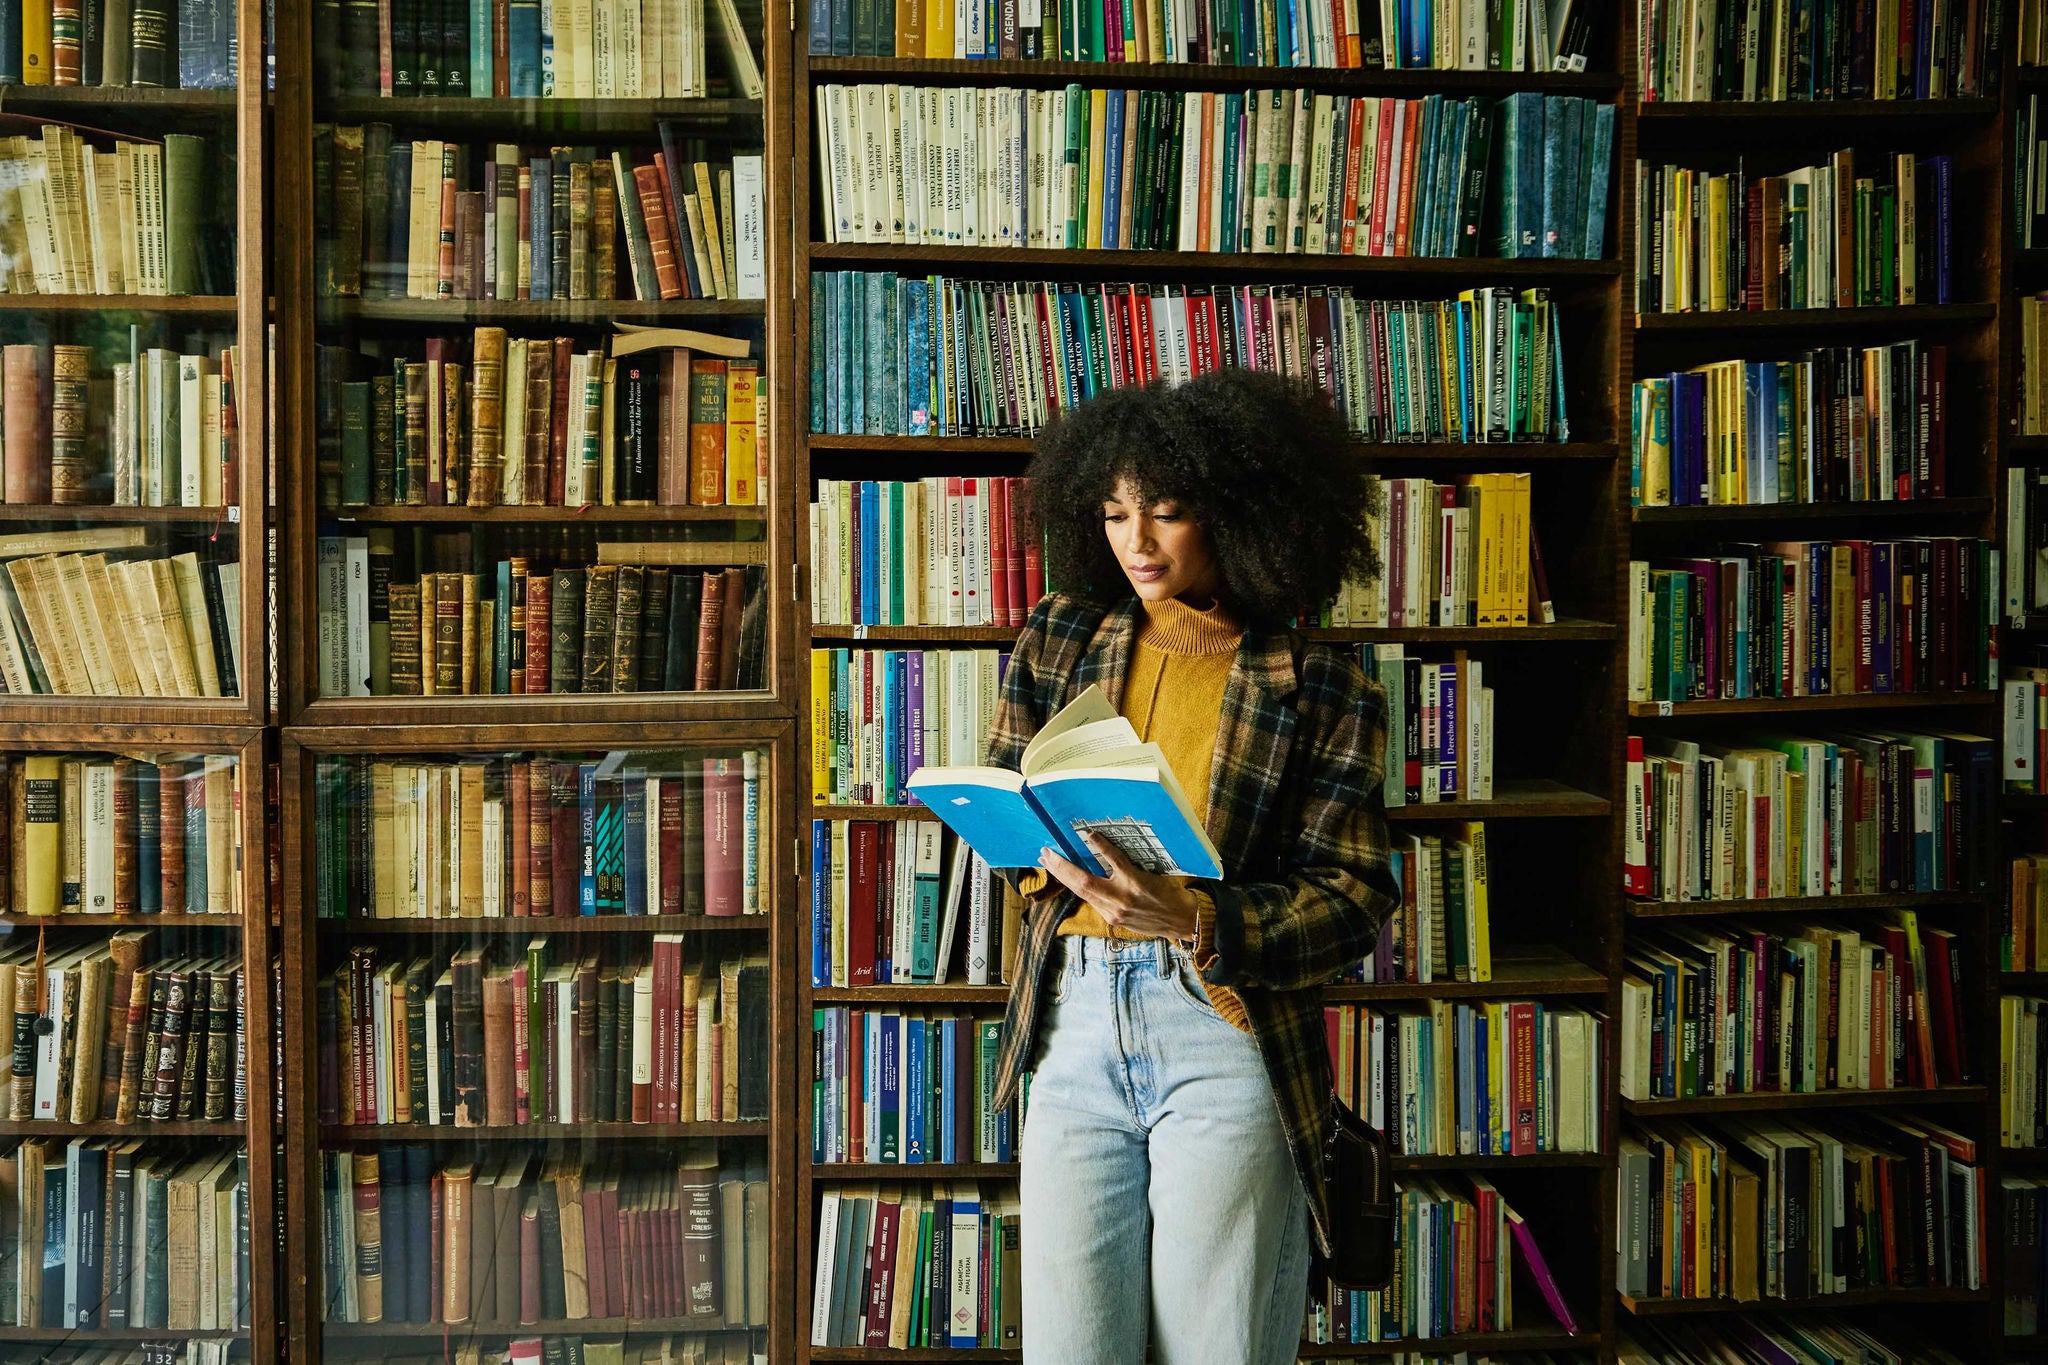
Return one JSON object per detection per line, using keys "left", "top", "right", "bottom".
{"left": 0, "top": 0, "right": 270, "bottom": 727}
{"left": 278, "top": 0, "right": 790, "bottom": 729}
{"left": 279, "top": 724, "right": 789, "bottom": 1365}
{"left": 794, "top": 0, "right": 1633, "bottom": 1348}
{"left": 0, "top": 727, "right": 281, "bottom": 1365}
{"left": 1625, "top": 0, "right": 2009, "bottom": 1359}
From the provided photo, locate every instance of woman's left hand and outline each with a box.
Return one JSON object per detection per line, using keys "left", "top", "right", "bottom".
{"left": 1039, "top": 832, "right": 1203, "bottom": 945}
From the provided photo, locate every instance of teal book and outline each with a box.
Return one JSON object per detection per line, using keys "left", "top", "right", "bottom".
{"left": 340, "top": 382, "right": 372, "bottom": 505}
{"left": 1539, "top": 96, "right": 1582, "bottom": 258}
{"left": 579, "top": 763, "right": 598, "bottom": 914}
{"left": 907, "top": 684, "right": 1222, "bottom": 877}
{"left": 1581, "top": 102, "right": 1615, "bottom": 259}
{"left": 595, "top": 774, "right": 625, "bottom": 914}
{"left": 811, "top": 272, "right": 828, "bottom": 432}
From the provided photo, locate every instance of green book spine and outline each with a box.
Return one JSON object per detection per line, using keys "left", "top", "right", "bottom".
{"left": 163, "top": 134, "right": 207, "bottom": 298}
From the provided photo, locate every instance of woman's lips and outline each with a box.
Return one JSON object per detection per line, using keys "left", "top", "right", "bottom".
{"left": 1127, "top": 564, "right": 1167, "bottom": 582}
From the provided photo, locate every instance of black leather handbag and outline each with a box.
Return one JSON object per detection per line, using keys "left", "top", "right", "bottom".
{"left": 1311, "top": 1094, "right": 1395, "bottom": 1292}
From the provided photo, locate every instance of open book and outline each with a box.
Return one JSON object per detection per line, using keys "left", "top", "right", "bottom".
{"left": 905, "top": 685, "right": 1222, "bottom": 879}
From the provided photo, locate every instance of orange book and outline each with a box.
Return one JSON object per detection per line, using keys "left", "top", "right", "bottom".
{"left": 631, "top": 163, "right": 685, "bottom": 301}
{"left": 687, "top": 359, "right": 728, "bottom": 506}
{"left": 723, "top": 360, "right": 758, "bottom": 506}
{"left": 898, "top": 0, "right": 926, "bottom": 57}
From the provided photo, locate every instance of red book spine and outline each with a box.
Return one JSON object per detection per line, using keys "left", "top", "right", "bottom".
{"left": 492, "top": 0, "right": 512, "bottom": 95}
{"left": 1003, "top": 477, "right": 1029, "bottom": 625}
{"left": 583, "top": 1182, "right": 611, "bottom": 1319}
{"left": 1018, "top": 478, "right": 1045, "bottom": 610}
{"left": 525, "top": 758, "right": 552, "bottom": 914}
{"left": 865, "top": 1198, "right": 898, "bottom": 1344}
{"left": 601, "top": 1183, "right": 627, "bottom": 1317}
{"left": 1927, "top": 346, "right": 1947, "bottom": 497}
{"left": 428, "top": 1169, "right": 445, "bottom": 1320}
{"left": 620, "top": 1198, "right": 644, "bottom": 1320}
{"left": 986, "top": 475, "right": 1011, "bottom": 629}
{"left": 1369, "top": 99, "right": 1397, "bottom": 254}
{"left": 549, "top": 338, "right": 572, "bottom": 506}
{"left": 848, "top": 1008, "right": 865, "bottom": 1161}
{"left": 511, "top": 964, "right": 531, "bottom": 1124}
{"left": 664, "top": 1189, "right": 686, "bottom": 1315}
{"left": 702, "top": 757, "right": 744, "bottom": 915}
{"left": 848, "top": 822, "right": 879, "bottom": 986}
{"left": 1510, "top": 1001, "right": 1537, "bottom": 1154}
{"left": 658, "top": 780, "right": 684, "bottom": 913}
{"left": 519, "top": 1205, "right": 542, "bottom": 1325}
{"left": 636, "top": 160, "right": 686, "bottom": 300}
{"left": 353, "top": 954, "right": 376, "bottom": 1123}
{"left": 510, "top": 763, "right": 532, "bottom": 916}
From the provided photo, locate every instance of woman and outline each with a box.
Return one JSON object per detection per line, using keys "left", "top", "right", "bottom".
{"left": 985, "top": 368, "right": 1401, "bottom": 1364}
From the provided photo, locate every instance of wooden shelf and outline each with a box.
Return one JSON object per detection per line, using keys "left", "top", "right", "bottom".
{"left": 1635, "top": 303, "right": 1996, "bottom": 331}
{"left": 0, "top": 1120, "right": 243, "bottom": 1138}
{"left": 812, "top": 780, "right": 1610, "bottom": 823}
{"left": 0, "top": 912, "right": 242, "bottom": 928}
{"left": 1621, "top": 1085, "right": 1987, "bottom": 1117}
{"left": 325, "top": 503, "right": 767, "bottom": 523}
{"left": 0, "top": 293, "right": 240, "bottom": 313}
{"left": 0, "top": 503, "right": 238, "bottom": 523}
{"left": 1626, "top": 890, "right": 1990, "bottom": 918}
{"left": 321, "top": 1121, "right": 768, "bottom": 1140}
{"left": 317, "top": 914, "right": 767, "bottom": 935}
{"left": 1621, "top": 1287, "right": 1988, "bottom": 1314}
{"left": 1384, "top": 779, "right": 1609, "bottom": 820}
{"left": 321, "top": 297, "right": 766, "bottom": 323}
{"left": 1632, "top": 496, "right": 1995, "bottom": 523}
{"left": 806, "top": 55, "right": 1624, "bottom": 96}
{"left": 1629, "top": 690, "right": 1995, "bottom": 717}
{"left": 805, "top": 432, "right": 1621, "bottom": 460}
{"left": 318, "top": 96, "right": 762, "bottom": 134}
{"left": 324, "top": 1317, "right": 750, "bottom": 1339}
{"left": 1634, "top": 97, "right": 1998, "bottom": 122}
{"left": 808, "top": 620, "right": 1619, "bottom": 643}
{"left": 1324, "top": 948, "right": 1606, "bottom": 1000}
{"left": 810, "top": 241, "right": 1620, "bottom": 277}
{"left": 811, "top": 984, "right": 1009, "bottom": 1004}
{"left": 0, "top": 1327, "right": 246, "bottom": 1341}
{"left": 813, "top": 1162, "right": 1021, "bottom": 1179}
{"left": 0, "top": 84, "right": 236, "bottom": 111}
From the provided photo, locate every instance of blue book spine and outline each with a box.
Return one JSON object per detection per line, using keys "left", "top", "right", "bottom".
{"left": 1934, "top": 156, "right": 1952, "bottom": 305}
{"left": 1219, "top": 93, "right": 1243, "bottom": 250}
{"left": 1516, "top": 93, "right": 1544, "bottom": 258}
{"left": 905, "top": 652, "right": 927, "bottom": 787}
{"left": 905, "top": 1016, "right": 927, "bottom": 1161}
{"left": 882, "top": 273, "right": 903, "bottom": 435}
{"left": 821, "top": 1009, "right": 841, "bottom": 1159}
{"left": 811, "top": 273, "right": 829, "bottom": 432}
{"left": 1406, "top": 0, "right": 1429, "bottom": 67}
{"left": 812, "top": 822, "right": 831, "bottom": 986}
{"left": 1540, "top": 97, "right": 1580, "bottom": 258}
{"left": 865, "top": 271, "right": 889, "bottom": 435}
{"left": 809, "top": 0, "right": 835, "bottom": 52}
{"left": 905, "top": 277, "right": 932, "bottom": 434}
{"left": 859, "top": 481, "right": 881, "bottom": 625}
{"left": 882, "top": 652, "right": 901, "bottom": 801}
{"left": 596, "top": 777, "right": 624, "bottom": 913}
{"left": 622, "top": 772, "right": 647, "bottom": 916}
{"left": 136, "top": 763, "right": 161, "bottom": 913}
{"left": 384, "top": 145, "right": 413, "bottom": 298}
{"left": 377, "top": 1152, "right": 409, "bottom": 1321}
{"left": 1582, "top": 103, "right": 1615, "bottom": 260}
{"left": 849, "top": 274, "right": 869, "bottom": 434}
{"left": 185, "top": 788, "right": 207, "bottom": 913}
{"left": 938, "top": 1018, "right": 957, "bottom": 1162}
{"left": 880, "top": 1015, "right": 900, "bottom": 1161}
{"left": 507, "top": 1, "right": 542, "bottom": 94}
{"left": 529, "top": 159, "right": 553, "bottom": 300}
{"left": 470, "top": 0, "right": 492, "bottom": 94}
{"left": 41, "top": 1158, "right": 64, "bottom": 1328}
{"left": 0, "top": 3, "right": 21, "bottom": 83}
{"left": 538, "top": 0, "right": 556, "bottom": 93}
{"left": 1453, "top": 302, "right": 1473, "bottom": 439}
{"left": 824, "top": 272, "right": 844, "bottom": 434}
{"left": 493, "top": 561, "right": 513, "bottom": 694}
{"left": 832, "top": 0, "right": 854, "bottom": 53}
{"left": 578, "top": 763, "right": 597, "bottom": 913}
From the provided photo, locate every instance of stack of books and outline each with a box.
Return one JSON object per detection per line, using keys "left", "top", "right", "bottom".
{"left": 1343, "top": 820, "right": 1494, "bottom": 982}
{"left": 317, "top": 942, "right": 770, "bottom": 1127}
{"left": 811, "top": 0, "right": 1603, "bottom": 68}
{"left": 809, "top": 1009, "right": 1015, "bottom": 1164}
{"left": 1321, "top": 473, "right": 1549, "bottom": 628}
{"left": 1621, "top": 915, "right": 1968, "bottom": 1100}
{"left": 315, "top": 329, "right": 763, "bottom": 510}
{"left": 319, "top": 1143, "right": 770, "bottom": 1328}
{"left": 1326, "top": 999, "right": 1605, "bottom": 1156}
{"left": 808, "top": 821, "right": 1010, "bottom": 988}
{"left": 0, "top": 751, "right": 243, "bottom": 917}
{"left": 310, "top": 751, "right": 772, "bottom": 920}
{"left": 1635, "top": 0, "right": 1999, "bottom": 100}
{"left": 808, "top": 478, "right": 1042, "bottom": 628}
{"left": 0, "top": 547, "right": 242, "bottom": 699}
{"left": 811, "top": 273, "right": 1574, "bottom": 443}
{"left": 317, "top": 542, "right": 770, "bottom": 698}
{"left": 0, "top": 1140, "right": 250, "bottom": 1331}
{"left": 2005, "top": 994, "right": 2048, "bottom": 1149}
{"left": 1634, "top": 153, "right": 1954, "bottom": 314}
{"left": 315, "top": 129, "right": 766, "bottom": 303}
{"left": 810, "top": 648, "right": 1008, "bottom": 806}
{"left": 0, "top": 129, "right": 226, "bottom": 297}
{"left": 810, "top": 1180, "right": 1020, "bottom": 1350}
{"left": 1625, "top": 730, "right": 1998, "bottom": 900}
{"left": 1631, "top": 342, "right": 1952, "bottom": 507}
{"left": 1617, "top": 1112, "right": 1984, "bottom": 1300}
{"left": 816, "top": 85, "right": 1612, "bottom": 260}
{"left": 1359, "top": 649, "right": 1497, "bottom": 808}
{"left": 320, "top": 0, "right": 764, "bottom": 99}
{"left": 1625, "top": 539, "right": 1998, "bottom": 703}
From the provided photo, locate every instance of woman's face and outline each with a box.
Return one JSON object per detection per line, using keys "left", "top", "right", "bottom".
{"left": 1102, "top": 478, "right": 1220, "bottom": 607}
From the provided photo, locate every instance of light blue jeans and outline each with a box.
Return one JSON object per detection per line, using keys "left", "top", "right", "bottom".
{"left": 1021, "top": 934, "right": 1310, "bottom": 1364}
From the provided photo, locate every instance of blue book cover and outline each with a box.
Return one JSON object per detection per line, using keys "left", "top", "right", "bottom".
{"left": 529, "top": 158, "right": 553, "bottom": 300}
{"left": 1405, "top": 0, "right": 1429, "bottom": 67}
{"left": 507, "top": 1, "right": 542, "bottom": 93}
{"left": 376, "top": 1152, "right": 409, "bottom": 1321}
{"left": 1540, "top": 97, "right": 1582, "bottom": 259}
{"left": 622, "top": 771, "right": 648, "bottom": 916}
{"left": 812, "top": 821, "right": 831, "bottom": 986}
{"left": 849, "top": 273, "right": 868, "bottom": 434}
{"left": 939, "top": 1018, "right": 957, "bottom": 1163}
{"left": 494, "top": 561, "right": 513, "bottom": 694}
{"left": 858, "top": 481, "right": 880, "bottom": 625}
{"left": 1581, "top": 102, "right": 1615, "bottom": 259}
{"left": 905, "top": 277, "right": 932, "bottom": 433}
{"left": 811, "top": 272, "right": 830, "bottom": 433}
{"left": 178, "top": 0, "right": 233, "bottom": 88}
{"left": 831, "top": 0, "right": 854, "bottom": 53}
{"left": 820, "top": 1009, "right": 840, "bottom": 1160}
{"left": 578, "top": 763, "right": 598, "bottom": 913}
{"left": 882, "top": 273, "right": 903, "bottom": 435}
{"left": 596, "top": 776, "right": 624, "bottom": 913}
{"left": 863, "top": 271, "right": 886, "bottom": 435}
{"left": 1933, "top": 156, "right": 1952, "bottom": 304}
{"left": 40, "top": 1154, "right": 64, "bottom": 1328}
{"left": 809, "top": 0, "right": 835, "bottom": 51}
{"left": 905, "top": 1015, "right": 927, "bottom": 1161}
{"left": 880, "top": 1015, "right": 901, "bottom": 1161}
{"left": 1492, "top": 95, "right": 1521, "bottom": 257}
{"left": 825, "top": 272, "right": 845, "bottom": 434}
{"left": 883, "top": 652, "right": 902, "bottom": 801}
{"left": 1516, "top": 93, "right": 1545, "bottom": 257}
{"left": 186, "top": 790, "right": 207, "bottom": 913}
{"left": 470, "top": 0, "right": 493, "bottom": 94}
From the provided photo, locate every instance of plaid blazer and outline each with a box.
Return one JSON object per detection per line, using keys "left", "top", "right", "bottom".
{"left": 986, "top": 591, "right": 1400, "bottom": 1255}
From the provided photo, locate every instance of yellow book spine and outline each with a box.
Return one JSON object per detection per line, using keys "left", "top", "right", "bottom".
{"left": 21, "top": 2, "right": 51, "bottom": 84}
{"left": 1463, "top": 820, "right": 1491, "bottom": 982}
{"left": 1085, "top": 89, "right": 1109, "bottom": 250}
{"left": 1506, "top": 472, "right": 1530, "bottom": 626}
{"left": 724, "top": 359, "right": 759, "bottom": 505}
{"left": 810, "top": 649, "right": 832, "bottom": 803}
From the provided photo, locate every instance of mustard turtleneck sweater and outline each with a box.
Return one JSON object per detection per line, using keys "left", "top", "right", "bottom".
{"left": 1052, "top": 594, "right": 1249, "bottom": 1031}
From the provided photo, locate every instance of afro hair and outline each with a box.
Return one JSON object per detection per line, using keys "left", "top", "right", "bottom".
{"left": 1025, "top": 368, "right": 1379, "bottom": 630}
